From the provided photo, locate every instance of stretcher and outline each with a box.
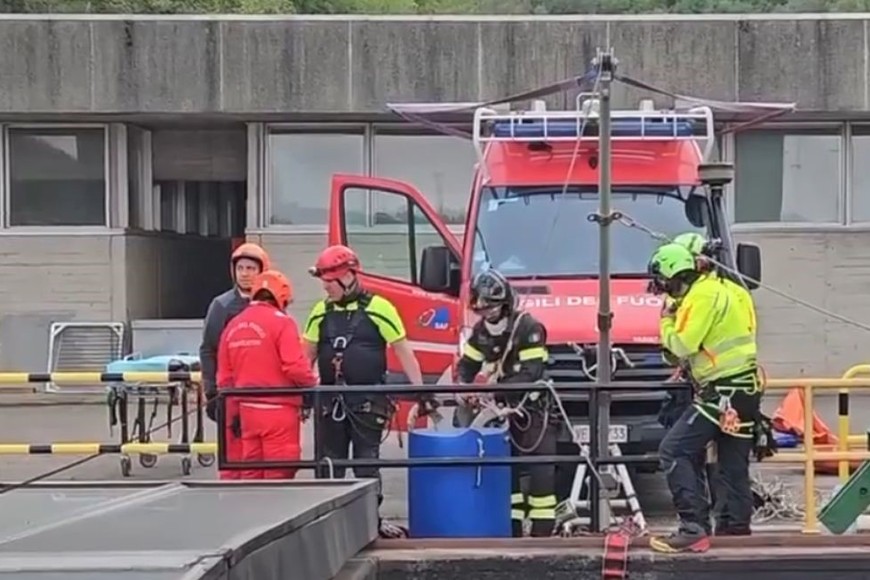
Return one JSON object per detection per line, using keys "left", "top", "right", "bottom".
{"left": 104, "top": 354, "right": 213, "bottom": 477}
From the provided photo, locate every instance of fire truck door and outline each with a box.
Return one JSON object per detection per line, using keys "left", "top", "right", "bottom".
{"left": 329, "top": 174, "right": 461, "bottom": 382}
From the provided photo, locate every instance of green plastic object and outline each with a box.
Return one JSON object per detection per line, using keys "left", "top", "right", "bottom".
{"left": 818, "top": 459, "right": 870, "bottom": 535}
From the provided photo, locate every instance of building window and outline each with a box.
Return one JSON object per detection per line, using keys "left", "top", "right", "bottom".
{"left": 850, "top": 125, "right": 870, "bottom": 223}
{"left": 373, "top": 130, "right": 476, "bottom": 225}
{"left": 6, "top": 127, "right": 107, "bottom": 226}
{"left": 734, "top": 129, "right": 841, "bottom": 224}
{"left": 268, "top": 130, "right": 365, "bottom": 226}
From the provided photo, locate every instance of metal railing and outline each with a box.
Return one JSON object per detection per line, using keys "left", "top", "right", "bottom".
{"left": 761, "top": 376, "right": 870, "bottom": 534}
{"left": 0, "top": 370, "right": 867, "bottom": 534}
{"left": 218, "top": 379, "right": 681, "bottom": 533}
{"left": 218, "top": 377, "right": 870, "bottom": 535}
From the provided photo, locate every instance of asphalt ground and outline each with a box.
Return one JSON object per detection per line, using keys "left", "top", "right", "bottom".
{"left": 0, "top": 391, "right": 867, "bottom": 530}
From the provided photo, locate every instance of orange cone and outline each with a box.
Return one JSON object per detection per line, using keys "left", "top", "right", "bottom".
{"left": 771, "top": 388, "right": 861, "bottom": 475}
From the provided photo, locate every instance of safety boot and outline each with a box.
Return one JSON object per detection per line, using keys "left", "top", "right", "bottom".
{"left": 649, "top": 528, "right": 711, "bottom": 554}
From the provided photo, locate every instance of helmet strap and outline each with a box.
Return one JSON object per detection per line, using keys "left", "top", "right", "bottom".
{"left": 484, "top": 317, "right": 509, "bottom": 336}
{"left": 335, "top": 274, "right": 361, "bottom": 303}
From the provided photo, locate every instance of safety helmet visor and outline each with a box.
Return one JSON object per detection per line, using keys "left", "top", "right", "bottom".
{"left": 649, "top": 243, "right": 696, "bottom": 280}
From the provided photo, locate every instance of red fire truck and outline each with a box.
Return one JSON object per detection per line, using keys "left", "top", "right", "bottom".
{"left": 326, "top": 98, "right": 762, "bottom": 476}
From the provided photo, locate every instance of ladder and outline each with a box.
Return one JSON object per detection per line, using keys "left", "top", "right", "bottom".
{"left": 556, "top": 443, "right": 647, "bottom": 535}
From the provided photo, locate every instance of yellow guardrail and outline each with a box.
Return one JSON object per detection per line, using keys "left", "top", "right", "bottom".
{"left": 838, "top": 365, "right": 870, "bottom": 481}
{"left": 0, "top": 371, "right": 202, "bottom": 385}
{"left": 764, "top": 376, "right": 870, "bottom": 534}
{"left": 0, "top": 443, "right": 217, "bottom": 455}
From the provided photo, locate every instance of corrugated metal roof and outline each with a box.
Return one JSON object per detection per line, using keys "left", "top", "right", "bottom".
{"left": 0, "top": 480, "right": 379, "bottom": 580}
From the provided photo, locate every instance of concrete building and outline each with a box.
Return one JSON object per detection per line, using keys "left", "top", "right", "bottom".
{"left": 0, "top": 13, "right": 868, "bottom": 376}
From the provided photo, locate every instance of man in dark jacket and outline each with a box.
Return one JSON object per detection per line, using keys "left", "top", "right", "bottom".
{"left": 199, "top": 242, "right": 271, "bottom": 479}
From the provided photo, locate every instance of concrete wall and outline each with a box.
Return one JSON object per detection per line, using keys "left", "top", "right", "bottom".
{"left": 0, "top": 233, "right": 230, "bottom": 371}
{"left": 373, "top": 549, "right": 870, "bottom": 579}
{"left": 0, "top": 15, "right": 867, "bottom": 116}
{"left": 0, "top": 234, "right": 122, "bottom": 371}
{"left": 735, "top": 230, "right": 870, "bottom": 377}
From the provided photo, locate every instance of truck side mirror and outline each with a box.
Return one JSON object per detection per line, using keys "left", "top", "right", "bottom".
{"left": 685, "top": 195, "right": 707, "bottom": 227}
{"left": 736, "top": 242, "right": 762, "bottom": 290}
{"left": 420, "top": 246, "right": 460, "bottom": 296}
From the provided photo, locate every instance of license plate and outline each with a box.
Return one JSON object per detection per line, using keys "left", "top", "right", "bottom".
{"left": 573, "top": 424, "right": 629, "bottom": 444}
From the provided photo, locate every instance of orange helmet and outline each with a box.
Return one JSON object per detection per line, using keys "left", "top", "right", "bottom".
{"left": 251, "top": 270, "right": 293, "bottom": 310}
{"left": 231, "top": 243, "right": 271, "bottom": 276}
{"left": 309, "top": 245, "right": 361, "bottom": 282}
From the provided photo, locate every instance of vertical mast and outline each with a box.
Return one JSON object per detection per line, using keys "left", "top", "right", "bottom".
{"left": 594, "top": 47, "right": 617, "bottom": 530}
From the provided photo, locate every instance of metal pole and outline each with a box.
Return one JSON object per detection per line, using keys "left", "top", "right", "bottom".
{"left": 594, "top": 47, "right": 617, "bottom": 532}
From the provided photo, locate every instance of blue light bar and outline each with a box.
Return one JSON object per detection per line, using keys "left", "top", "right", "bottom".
{"left": 490, "top": 118, "right": 700, "bottom": 139}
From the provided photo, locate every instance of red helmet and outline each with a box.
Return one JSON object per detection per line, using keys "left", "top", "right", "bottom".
{"left": 251, "top": 270, "right": 293, "bottom": 310}
{"left": 231, "top": 242, "right": 271, "bottom": 273}
{"left": 309, "top": 245, "right": 361, "bottom": 282}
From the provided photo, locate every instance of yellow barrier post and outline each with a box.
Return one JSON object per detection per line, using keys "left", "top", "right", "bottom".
{"left": 838, "top": 365, "right": 870, "bottom": 483}
{"left": 802, "top": 383, "right": 820, "bottom": 534}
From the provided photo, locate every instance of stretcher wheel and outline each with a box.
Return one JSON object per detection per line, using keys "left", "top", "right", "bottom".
{"left": 181, "top": 456, "right": 192, "bottom": 476}
{"left": 139, "top": 453, "right": 158, "bottom": 469}
{"left": 120, "top": 456, "right": 132, "bottom": 477}
{"left": 197, "top": 454, "right": 215, "bottom": 467}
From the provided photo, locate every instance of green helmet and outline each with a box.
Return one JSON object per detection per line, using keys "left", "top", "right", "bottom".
{"left": 649, "top": 243, "right": 696, "bottom": 280}
{"left": 672, "top": 232, "right": 707, "bottom": 256}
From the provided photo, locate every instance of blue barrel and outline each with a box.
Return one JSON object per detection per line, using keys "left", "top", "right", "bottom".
{"left": 407, "top": 426, "right": 511, "bottom": 538}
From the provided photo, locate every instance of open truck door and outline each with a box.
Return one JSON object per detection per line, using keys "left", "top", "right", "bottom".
{"left": 329, "top": 174, "right": 463, "bottom": 383}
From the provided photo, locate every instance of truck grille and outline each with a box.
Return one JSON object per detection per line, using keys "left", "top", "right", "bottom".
{"left": 546, "top": 344, "right": 669, "bottom": 416}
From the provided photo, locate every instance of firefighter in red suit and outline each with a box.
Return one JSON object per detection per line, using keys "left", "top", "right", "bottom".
{"left": 216, "top": 269, "right": 317, "bottom": 479}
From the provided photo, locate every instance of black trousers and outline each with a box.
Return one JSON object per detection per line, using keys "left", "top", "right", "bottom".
{"left": 315, "top": 406, "right": 387, "bottom": 504}
{"left": 510, "top": 409, "right": 559, "bottom": 537}
{"left": 659, "top": 399, "right": 757, "bottom": 535}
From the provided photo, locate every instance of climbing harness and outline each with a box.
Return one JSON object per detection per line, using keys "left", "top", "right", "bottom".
{"left": 323, "top": 293, "right": 396, "bottom": 445}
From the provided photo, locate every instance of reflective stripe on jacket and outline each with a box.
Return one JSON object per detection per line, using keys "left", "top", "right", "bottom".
{"left": 660, "top": 274, "right": 758, "bottom": 385}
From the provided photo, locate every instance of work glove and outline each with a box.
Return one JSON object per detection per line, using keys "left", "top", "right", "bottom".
{"left": 230, "top": 415, "right": 242, "bottom": 439}
{"left": 752, "top": 413, "right": 778, "bottom": 462}
{"left": 661, "top": 299, "right": 678, "bottom": 318}
{"left": 417, "top": 395, "right": 442, "bottom": 417}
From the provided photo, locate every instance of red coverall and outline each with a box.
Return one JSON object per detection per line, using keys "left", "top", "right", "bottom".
{"left": 216, "top": 302, "right": 317, "bottom": 479}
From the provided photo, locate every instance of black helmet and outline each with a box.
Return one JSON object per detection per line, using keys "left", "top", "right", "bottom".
{"left": 470, "top": 269, "right": 514, "bottom": 315}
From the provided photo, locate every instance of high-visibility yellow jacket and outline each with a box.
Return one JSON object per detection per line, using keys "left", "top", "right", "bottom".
{"left": 660, "top": 274, "right": 758, "bottom": 386}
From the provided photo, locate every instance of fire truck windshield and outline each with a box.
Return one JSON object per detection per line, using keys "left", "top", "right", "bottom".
{"left": 471, "top": 186, "right": 704, "bottom": 279}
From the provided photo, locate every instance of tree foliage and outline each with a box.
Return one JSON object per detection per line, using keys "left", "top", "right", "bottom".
{"left": 3, "top": 0, "right": 870, "bottom": 13}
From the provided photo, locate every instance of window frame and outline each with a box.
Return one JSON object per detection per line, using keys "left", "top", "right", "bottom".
{"left": 340, "top": 184, "right": 452, "bottom": 288}
{"left": 371, "top": 122, "right": 475, "bottom": 237}
{"left": 2, "top": 123, "right": 111, "bottom": 231}
{"left": 844, "top": 122, "right": 870, "bottom": 227}
{"left": 725, "top": 121, "right": 847, "bottom": 232}
{"left": 264, "top": 123, "right": 370, "bottom": 233}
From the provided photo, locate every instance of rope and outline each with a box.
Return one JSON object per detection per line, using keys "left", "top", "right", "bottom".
{"left": 751, "top": 472, "right": 832, "bottom": 524}
{"left": 614, "top": 213, "right": 870, "bottom": 334}
{"left": 530, "top": 63, "right": 603, "bottom": 285}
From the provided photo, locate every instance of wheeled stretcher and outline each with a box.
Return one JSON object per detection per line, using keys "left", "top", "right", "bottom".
{"left": 105, "top": 354, "right": 214, "bottom": 477}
